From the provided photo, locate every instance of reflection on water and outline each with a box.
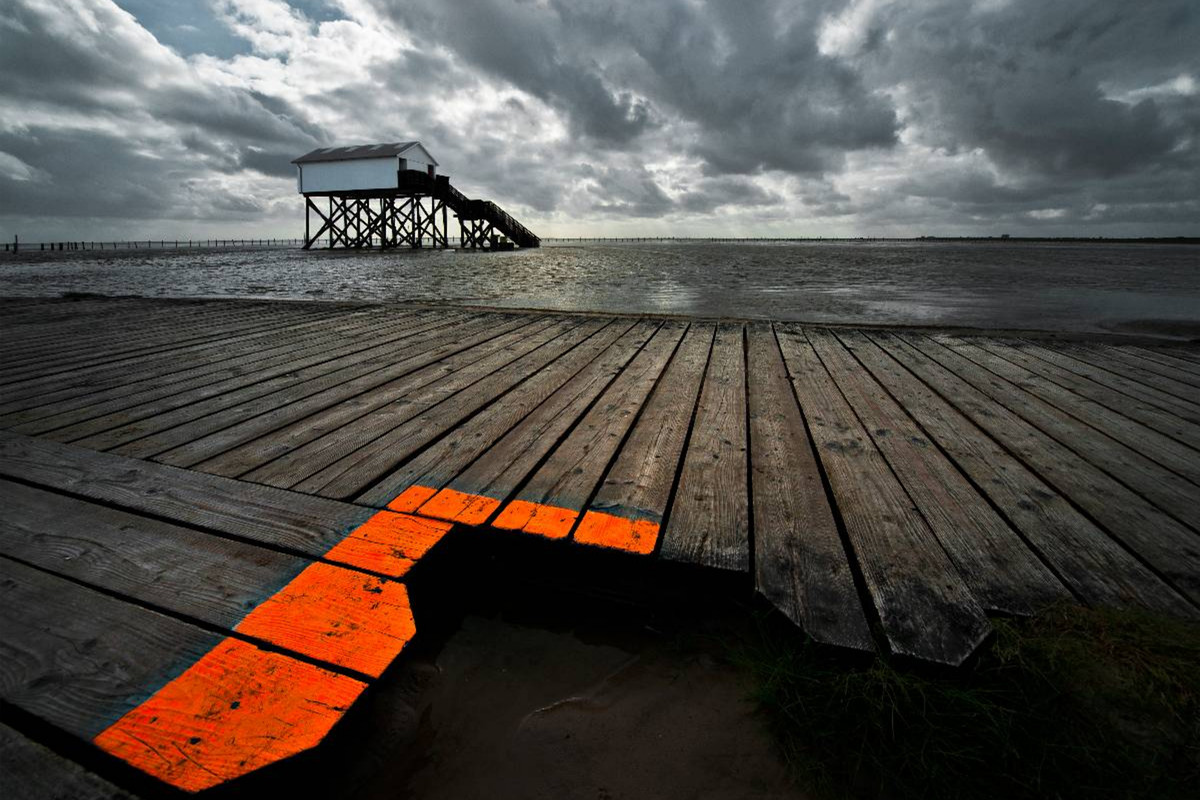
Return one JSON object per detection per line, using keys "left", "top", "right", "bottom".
{"left": 3, "top": 240, "right": 1198, "bottom": 336}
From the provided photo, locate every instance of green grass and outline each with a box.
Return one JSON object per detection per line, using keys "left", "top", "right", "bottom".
{"left": 730, "top": 603, "right": 1200, "bottom": 800}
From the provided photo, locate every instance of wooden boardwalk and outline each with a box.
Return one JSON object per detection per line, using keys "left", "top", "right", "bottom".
{"left": 2, "top": 296, "right": 1199, "bottom": 792}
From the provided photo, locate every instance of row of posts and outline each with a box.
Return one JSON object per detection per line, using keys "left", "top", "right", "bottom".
{"left": 3, "top": 236, "right": 302, "bottom": 253}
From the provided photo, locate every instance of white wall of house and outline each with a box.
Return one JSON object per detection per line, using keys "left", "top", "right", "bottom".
{"left": 398, "top": 143, "right": 437, "bottom": 175}
{"left": 298, "top": 157, "right": 399, "bottom": 193}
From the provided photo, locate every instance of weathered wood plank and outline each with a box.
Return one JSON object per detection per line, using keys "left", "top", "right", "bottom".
{"left": 0, "top": 557, "right": 223, "bottom": 739}
{"left": 0, "top": 479, "right": 421, "bottom": 677}
{"left": 489, "top": 321, "right": 687, "bottom": 540}
{"left": 235, "top": 316, "right": 587, "bottom": 488}
{"left": 937, "top": 336, "right": 1200, "bottom": 487}
{"left": 659, "top": 322, "right": 750, "bottom": 573}
{"left": 745, "top": 324, "right": 874, "bottom": 650}
{"left": 0, "top": 305, "right": 382, "bottom": 416}
{"left": 1011, "top": 339, "right": 1200, "bottom": 424}
{"left": 904, "top": 334, "right": 1199, "bottom": 531}
{"left": 83, "top": 312, "right": 496, "bottom": 457}
{"left": 1121, "top": 345, "right": 1200, "bottom": 374}
{"left": 0, "top": 302, "right": 286, "bottom": 371}
{"left": 808, "top": 329, "right": 1068, "bottom": 615}
{"left": 0, "top": 479, "right": 306, "bottom": 630}
{"left": 0, "top": 306, "right": 331, "bottom": 393}
{"left": 871, "top": 332, "right": 1200, "bottom": 612}
{"left": 1094, "top": 345, "right": 1200, "bottom": 388}
{"left": 0, "top": 558, "right": 370, "bottom": 793}
{"left": 1058, "top": 343, "right": 1200, "bottom": 402}
{"left": 0, "top": 721, "right": 136, "bottom": 800}
{"left": 572, "top": 323, "right": 714, "bottom": 554}
{"left": 841, "top": 331, "right": 1188, "bottom": 611}
{"left": 973, "top": 340, "right": 1200, "bottom": 450}
{"left": 288, "top": 318, "right": 614, "bottom": 498}
{"left": 361, "top": 319, "right": 641, "bottom": 510}
{"left": 0, "top": 308, "right": 431, "bottom": 428}
{"left": 205, "top": 315, "right": 561, "bottom": 479}
{"left": 0, "top": 432, "right": 447, "bottom": 571}
{"left": 774, "top": 324, "right": 991, "bottom": 665}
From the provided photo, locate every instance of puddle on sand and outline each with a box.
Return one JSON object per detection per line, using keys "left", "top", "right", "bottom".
{"left": 339, "top": 614, "right": 806, "bottom": 800}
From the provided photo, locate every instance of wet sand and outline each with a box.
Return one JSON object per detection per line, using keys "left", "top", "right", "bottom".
{"left": 347, "top": 615, "right": 803, "bottom": 800}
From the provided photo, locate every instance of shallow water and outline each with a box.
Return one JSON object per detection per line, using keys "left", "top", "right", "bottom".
{"left": 3, "top": 240, "right": 1197, "bottom": 336}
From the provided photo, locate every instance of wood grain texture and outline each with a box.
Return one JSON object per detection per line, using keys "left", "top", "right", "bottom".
{"left": 1124, "top": 345, "right": 1200, "bottom": 371}
{"left": 1, "top": 309, "right": 431, "bottom": 432}
{"left": 0, "top": 308, "right": 322, "bottom": 399}
{"left": 293, "top": 317, "right": 612, "bottom": 499}
{"left": 498, "top": 321, "right": 687, "bottom": 526}
{"left": 93, "top": 637, "right": 365, "bottom": 793}
{"left": 407, "top": 320, "right": 657, "bottom": 522}
{"left": 905, "top": 334, "right": 1199, "bottom": 532}
{"left": 659, "top": 322, "right": 750, "bottom": 572}
{"left": 0, "top": 557, "right": 223, "bottom": 740}
{"left": 360, "top": 319, "right": 639, "bottom": 509}
{"left": 0, "top": 721, "right": 136, "bottom": 800}
{"left": 808, "top": 329, "right": 1068, "bottom": 615}
{"left": 0, "top": 307, "right": 379, "bottom": 423}
{"left": 1010, "top": 339, "right": 1200, "bottom": 424}
{"left": 226, "top": 316, "right": 562, "bottom": 482}
{"left": 0, "top": 432, "right": 376, "bottom": 560}
{"left": 0, "top": 479, "right": 308, "bottom": 630}
{"left": 746, "top": 324, "right": 874, "bottom": 651}
{"left": 244, "top": 316, "right": 591, "bottom": 490}
{"left": 0, "top": 303, "right": 272, "bottom": 377}
{"left": 872, "top": 333, "right": 1199, "bottom": 613}
{"left": 936, "top": 336, "right": 1200, "bottom": 488}
{"left": 973, "top": 340, "right": 1200, "bottom": 450}
{"left": 585, "top": 323, "right": 713, "bottom": 522}
{"left": 1059, "top": 343, "right": 1200, "bottom": 403}
{"left": 775, "top": 324, "right": 991, "bottom": 666}
{"left": 88, "top": 311, "right": 486, "bottom": 458}
{"left": 1092, "top": 345, "right": 1200, "bottom": 388}
{"left": 69, "top": 309, "right": 477, "bottom": 449}
{"left": 0, "top": 303, "right": 376, "bottom": 410}
{"left": 840, "top": 331, "right": 1181, "bottom": 610}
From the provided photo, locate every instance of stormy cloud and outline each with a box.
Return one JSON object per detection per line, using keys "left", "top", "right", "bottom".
{"left": 0, "top": 0, "right": 1195, "bottom": 239}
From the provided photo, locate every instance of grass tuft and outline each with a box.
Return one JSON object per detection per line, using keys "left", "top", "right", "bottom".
{"left": 730, "top": 603, "right": 1200, "bottom": 800}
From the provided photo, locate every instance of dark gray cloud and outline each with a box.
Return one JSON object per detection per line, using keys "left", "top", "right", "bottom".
{"left": 0, "top": 127, "right": 269, "bottom": 220}
{"left": 0, "top": 0, "right": 1196, "bottom": 239}
{"left": 370, "top": 0, "right": 898, "bottom": 173}
{"left": 864, "top": 1, "right": 1198, "bottom": 180}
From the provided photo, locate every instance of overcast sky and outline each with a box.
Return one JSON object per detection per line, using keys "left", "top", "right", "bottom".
{"left": 0, "top": 0, "right": 1197, "bottom": 240}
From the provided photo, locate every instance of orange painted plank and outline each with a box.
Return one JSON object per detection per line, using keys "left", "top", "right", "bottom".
{"left": 234, "top": 562, "right": 416, "bottom": 678}
{"left": 417, "top": 487, "right": 501, "bottom": 525}
{"left": 387, "top": 484, "right": 439, "bottom": 514}
{"left": 94, "top": 638, "right": 366, "bottom": 793}
{"left": 321, "top": 509, "right": 451, "bottom": 578}
{"left": 574, "top": 510, "right": 660, "bottom": 555}
{"left": 491, "top": 499, "right": 578, "bottom": 539}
